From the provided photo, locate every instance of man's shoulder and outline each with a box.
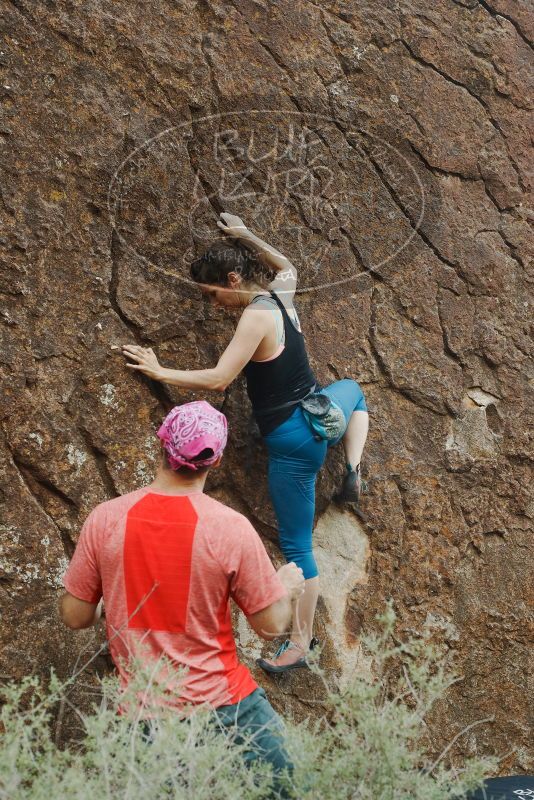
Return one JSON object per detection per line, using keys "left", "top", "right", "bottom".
{"left": 191, "top": 494, "right": 255, "bottom": 536}
{"left": 87, "top": 488, "right": 148, "bottom": 522}
{"left": 192, "top": 493, "right": 249, "bottom": 522}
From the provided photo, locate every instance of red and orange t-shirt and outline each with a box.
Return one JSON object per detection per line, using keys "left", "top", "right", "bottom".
{"left": 63, "top": 487, "right": 287, "bottom": 709}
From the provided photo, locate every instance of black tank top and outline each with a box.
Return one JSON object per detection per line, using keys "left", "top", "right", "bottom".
{"left": 243, "top": 290, "right": 317, "bottom": 435}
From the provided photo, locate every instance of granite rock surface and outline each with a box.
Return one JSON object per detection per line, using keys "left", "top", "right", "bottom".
{"left": 0, "top": 0, "right": 532, "bottom": 770}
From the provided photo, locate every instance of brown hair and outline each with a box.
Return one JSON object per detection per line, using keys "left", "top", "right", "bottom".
{"left": 190, "top": 240, "right": 276, "bottom": 286}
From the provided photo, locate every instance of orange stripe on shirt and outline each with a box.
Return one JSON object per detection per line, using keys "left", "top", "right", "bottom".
{"left": 123, "top": 494, "right": 198, "bottom": 633}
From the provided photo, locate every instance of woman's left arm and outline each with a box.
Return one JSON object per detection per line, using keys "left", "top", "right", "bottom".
{"left": 218, "top": 212, "right": 296, "bottom": 276}
{"left": 116, "top": 307, "right": 266, "bottom": 392}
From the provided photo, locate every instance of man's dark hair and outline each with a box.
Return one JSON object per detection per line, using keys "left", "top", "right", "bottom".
{"left": 190, "top": 240, "right": 276, "bottom": 286}
{"left": 162, "top": 447, "right": 214, "bottom": 476}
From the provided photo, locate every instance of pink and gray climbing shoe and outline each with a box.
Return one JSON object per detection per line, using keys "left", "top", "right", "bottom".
{"left": 257, "top": 637, "right": 320, "bottom": 674}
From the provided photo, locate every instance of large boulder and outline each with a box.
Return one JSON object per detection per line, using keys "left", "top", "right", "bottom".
{"left": 0, "top": 0, "right": 531, "bottom": 770}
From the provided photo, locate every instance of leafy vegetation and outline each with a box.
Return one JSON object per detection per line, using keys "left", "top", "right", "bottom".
{"left": 0, "top": 605, "right": 492, "bottom": 799}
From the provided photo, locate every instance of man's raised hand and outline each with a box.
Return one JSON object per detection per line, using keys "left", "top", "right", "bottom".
{"left": 277, "top": 562, "right": 305, "bottom": 601}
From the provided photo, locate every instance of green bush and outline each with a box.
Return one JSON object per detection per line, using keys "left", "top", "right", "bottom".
{"left": 0, "top": 605, "right": 493, "bottom": 799}
{"left": 284, "top": 604, "right": 494, "bottom": 799}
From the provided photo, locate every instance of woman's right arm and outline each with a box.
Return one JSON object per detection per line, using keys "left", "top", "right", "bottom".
{"left": 120, "top": 307, "right": 270, "bottom": 391}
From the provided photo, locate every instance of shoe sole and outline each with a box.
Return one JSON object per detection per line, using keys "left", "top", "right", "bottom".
{"left": 256, "top": 657, "right": 309, "bottom": 674}
{"left": 352, "top": 506, "right": 368, "bottom": 522}
{"left": 339, "top": 492, "right": 361, "bottom": 504}
{"left": 335, "top": 490, "right": 368, "bottom": 522}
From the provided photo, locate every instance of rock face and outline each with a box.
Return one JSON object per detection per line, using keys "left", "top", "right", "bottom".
{"left": 1, "top": 0, "right": 532, "bottom": 771}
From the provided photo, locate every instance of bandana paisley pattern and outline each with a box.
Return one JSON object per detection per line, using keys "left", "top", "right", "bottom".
{"left": 157, "top": 401, "right": 228, "bottom": 471}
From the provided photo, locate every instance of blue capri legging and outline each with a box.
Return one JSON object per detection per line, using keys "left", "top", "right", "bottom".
{"left": 263, "top": 379, "right": 368, "bottom": 580}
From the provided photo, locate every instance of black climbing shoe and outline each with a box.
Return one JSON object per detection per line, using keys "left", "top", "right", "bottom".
{"left": 340, "top": 463, "right": 362, "bottom": 503}
{"left": 338, "top": 464, "right": 368, "bottom": 521}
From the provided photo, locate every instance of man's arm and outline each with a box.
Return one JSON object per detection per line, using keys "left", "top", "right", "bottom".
{"left": 246, "top": 594, "right": 292, "bottom": 641}
{"left": 59, "top": 507, "right": 103, "bottom": 631}
{"left": 224, "top": 513, "right": 304, "bottom": 640}
{"left": 232, "top": 578, "right": 292, "bottom": 642}
{"left": 244, "top": 561, "right": 304, "bottom": 640}
{"left": 59, "top": 594, "right": 102, "bottom": 630}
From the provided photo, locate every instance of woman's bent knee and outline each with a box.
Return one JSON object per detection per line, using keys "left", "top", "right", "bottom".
{"left": 345, "top": 379, "right": 367, "bottom": 413}
{"left": 322, "top": 378, "right": 367, "bottom": 417}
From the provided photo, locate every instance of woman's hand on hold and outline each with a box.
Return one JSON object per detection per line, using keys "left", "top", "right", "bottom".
{"left": 114, "top": 344, "right": 164, "bottom": 380}
{"left": 217, "top": 212, "right": 248, "bottom": 238}
{"left": 277, "top": 562, "right": 305, "bottom": 600}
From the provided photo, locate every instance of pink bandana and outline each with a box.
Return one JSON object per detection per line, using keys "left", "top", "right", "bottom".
{"left": 157, "top": 401, "right": 228, "bottom": 471}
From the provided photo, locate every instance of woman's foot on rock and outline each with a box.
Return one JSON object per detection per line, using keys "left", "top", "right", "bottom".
{"left": 257, "top": 638, "right": 318, "bottom": 674}
{"left": 338, "top": 464, "right": 367, "bottom": 521}
{"left": 340, "top": 463, "right": 361, "bottom": 503}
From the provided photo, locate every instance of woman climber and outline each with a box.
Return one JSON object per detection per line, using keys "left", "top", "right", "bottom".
{"left": 116, "top": 213, "right": 369, "bottom": 673}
